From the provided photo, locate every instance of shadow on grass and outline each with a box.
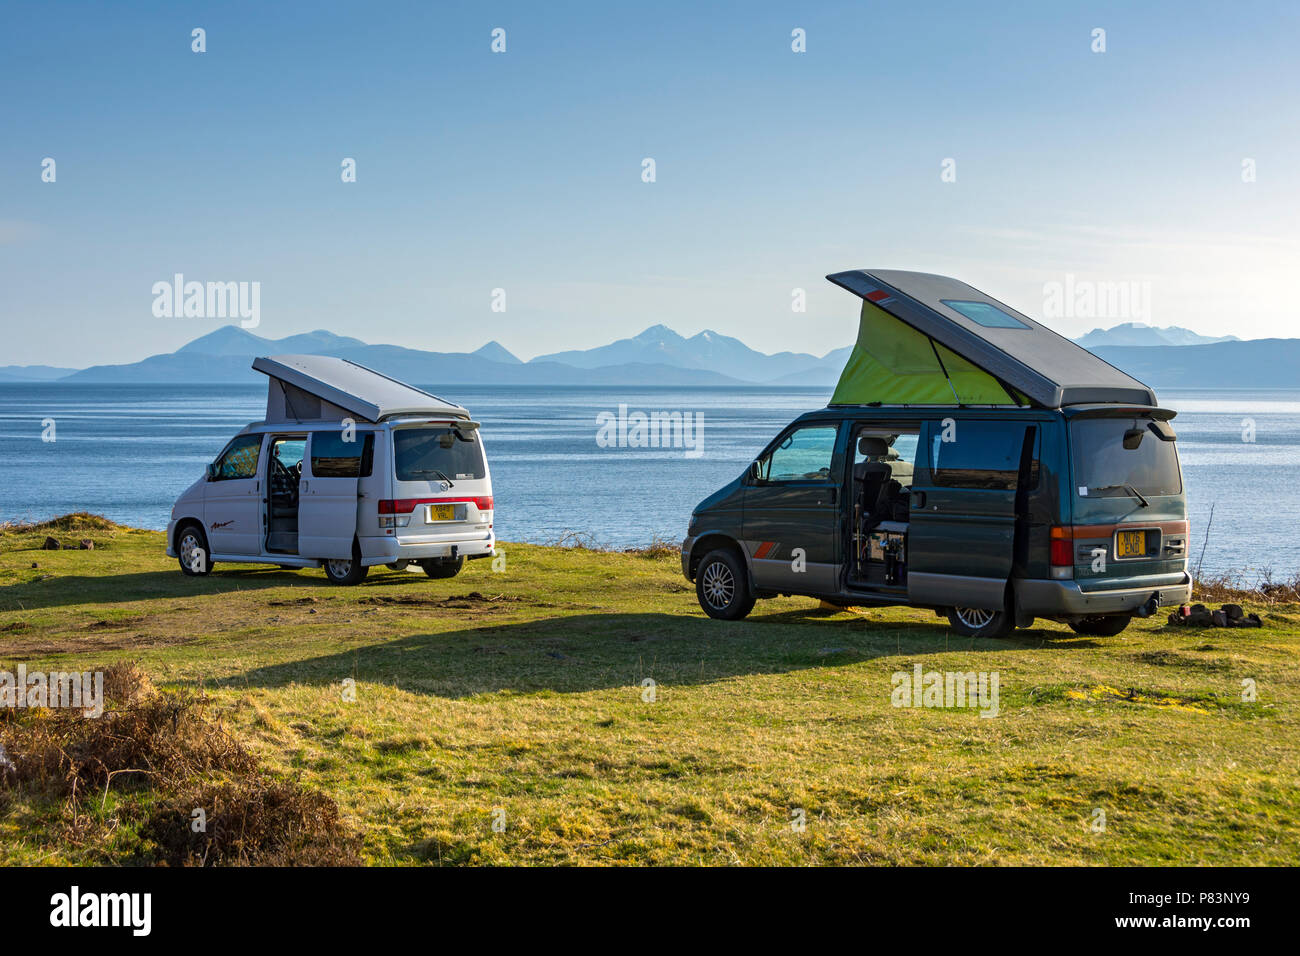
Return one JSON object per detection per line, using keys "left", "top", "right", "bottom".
{"left": 0, "top": 565, "right": 420, "bottom": 611}
{"left": 224, "top": 609, "right": 1098, "bottom": 699}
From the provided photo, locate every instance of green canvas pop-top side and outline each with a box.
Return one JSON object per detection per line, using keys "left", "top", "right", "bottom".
{"left": 830, "top": 300, "right": 1016, "bottom": 405}
{"left": 825, "top": 269, "right": 1158, "bottom": 408}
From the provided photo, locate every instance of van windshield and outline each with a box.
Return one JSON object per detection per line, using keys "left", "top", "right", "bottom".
{"left": 1070, "top": 418, "right": 1181, "bottom": 498}
{"left": 394, "top": 427, "right": 486, "bottom": 482}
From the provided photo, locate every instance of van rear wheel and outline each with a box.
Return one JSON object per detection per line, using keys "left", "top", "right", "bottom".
{"left": 323, "top": 544, "right": 368, "bottom": 586}
{"left": 947, "top": 605, "right": 1014, "bottom": 639}
{"left": 1069, "top": 614, "right": 1132, "bottom": 636}
{"left": 695, "top": 549, "right": 755, "bottom": 621}
{"left": 422, "top": 556, "right": 464, "bottom": 579}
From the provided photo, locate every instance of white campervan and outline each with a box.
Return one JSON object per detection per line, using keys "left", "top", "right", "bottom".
{"left": 166, "top": 355, "right": 495, "bottom": 585}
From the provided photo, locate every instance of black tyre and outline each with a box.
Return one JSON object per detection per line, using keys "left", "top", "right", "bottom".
{"left": 323, "top": 543, "right": 368, "bottom": 586}
{"left": 176, "top": 523, "right": 212, "bottom": 576}
{"left": 946, "top": 604, "right": 1014, "bottom": 639}
{"left": 422, "top": 556, "right": 465, "bottom": 579}
{"left": 695, "top": 548, "right": 755, "bottom": 620}
{"left": 1069, "top": 614, "right": 1132, "bottom": 637}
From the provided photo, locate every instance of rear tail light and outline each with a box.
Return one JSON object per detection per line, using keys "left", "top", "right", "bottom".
{"left": 1050, "top": 526, "right": 1074, "bottom": 578}
{"left": 377, "top": 496, "right": 494, "bottom": 528}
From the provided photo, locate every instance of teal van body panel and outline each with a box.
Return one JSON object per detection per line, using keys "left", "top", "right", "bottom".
{"left": 908, "top": 417, "right": 1034, "bottom": 607}
{"left": 682, "top": 404, "right": 1191, "bottom": 626}
{"left": 740, "top": 419, "right": 846, "bottom": 594}
{"left": 682, "top": 271, "right": 1190, "bottom": 627}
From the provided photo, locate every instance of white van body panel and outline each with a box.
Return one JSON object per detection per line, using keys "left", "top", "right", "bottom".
{"left": 167, "top": 412, "right": 494, "bottom": 571}
{"left": 202, "top": 434, "right": 266, "bottom": 556}
{"left": 298, "top": 432, "right": 362, "bottom": 559}
{"left": 363, "top": 420, "right": 495, "bottom": 566}
{"left": 168, "top": 355, "right": 494, "bottom": 572}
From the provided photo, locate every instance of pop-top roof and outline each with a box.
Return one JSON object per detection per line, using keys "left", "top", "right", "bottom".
{"left": 252, "top": 354, "right": 469, "bottom": 423}
{"left": 826, "top": 270, "right": 1157, "bottom": 409}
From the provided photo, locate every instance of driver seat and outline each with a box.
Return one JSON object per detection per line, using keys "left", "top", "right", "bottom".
{"left": 854, "top": 437, "right": 894, "bottom": 511}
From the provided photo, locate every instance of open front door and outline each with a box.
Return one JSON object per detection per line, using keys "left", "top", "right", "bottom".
{"left": 298, "top": 431, "right": 362, "bottom": 560}
{"left": 742, "top": 422, "right": 843, "bottom": 595}
{"left": 907, "top": 419, "right": 1034, "bottom": 610}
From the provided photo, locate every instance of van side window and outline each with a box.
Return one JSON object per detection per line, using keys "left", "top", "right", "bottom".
{"left": 928, "top": 421, "right": 1034, "bottom": 491}
{"left": 310, "top": 432, "right": 374, "bottom": 478}
{"left": 213, "top": 434, "right": 262, "bottom": 480}
{"left": 757, "top": 425, "right": 838, "bottom": 483}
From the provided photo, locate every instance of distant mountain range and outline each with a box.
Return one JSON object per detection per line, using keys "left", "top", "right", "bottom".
{"left": 58, "top": 324, "right": 846, "bottom": 387}
{"left": 1072, "top": 322, "right": 1239, "bottom": 348}
{"left": 8, "top": 320, "right": 1298, "bottom": 389}
{"left": 0, "top": 364, "right": 79, "bottom": 382}
{"left": 535, "top": 324, "right": 852, "bottom": 382}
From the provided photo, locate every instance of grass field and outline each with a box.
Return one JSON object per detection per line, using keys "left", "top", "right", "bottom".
{"left": 2, "top": 515, "right": 1297, "bottom": 866}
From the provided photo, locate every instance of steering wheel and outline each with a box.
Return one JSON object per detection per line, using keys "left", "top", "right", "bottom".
{"left": 290, "top": 460, "right": 302, "bottom": 480}
{"left": 271, "top": 456, "right": 293, "bottom": 487}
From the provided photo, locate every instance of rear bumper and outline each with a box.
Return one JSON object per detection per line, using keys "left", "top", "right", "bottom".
{"left": 360, "top": 530, "right": 495, "bottom": 566}
{"left": 1017, "top": 572, "right": 1191, "bottom": 617}
{"left": 680, "top": 536, "right": 696, "bottom": 581}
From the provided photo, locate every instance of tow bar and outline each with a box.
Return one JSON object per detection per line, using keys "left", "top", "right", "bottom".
{"left": 1134, "top": 593, "right": 1161, "bottom": 618}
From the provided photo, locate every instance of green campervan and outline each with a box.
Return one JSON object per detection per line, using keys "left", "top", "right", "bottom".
{"left": 681, "top": 270, "right": 1190, "bottom": 638}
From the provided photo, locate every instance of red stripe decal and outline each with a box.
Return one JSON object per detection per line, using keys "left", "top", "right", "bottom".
{"left": 865, "top": 289, "right": 889, "bottom": 302}
{"left": 754, "top": 541, "right": 776, "bottom": 559}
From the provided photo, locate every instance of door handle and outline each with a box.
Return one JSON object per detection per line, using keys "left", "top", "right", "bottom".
{"left": 911, "top": 491, "right": 927, "bottom": 508}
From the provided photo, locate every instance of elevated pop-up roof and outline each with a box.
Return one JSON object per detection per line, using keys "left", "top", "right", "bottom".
{"left": 252, "top": 354, "right": 469, "bottom": 423}
{"left": 826, "top": 270, "right": 1157, "bottom": 409}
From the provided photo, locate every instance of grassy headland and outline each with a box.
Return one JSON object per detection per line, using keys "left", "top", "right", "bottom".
{"left": 1, "top": 515, "right": 1297, "bottom": 865}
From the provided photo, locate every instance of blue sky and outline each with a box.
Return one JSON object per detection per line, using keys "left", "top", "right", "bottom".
{"left": 3, "top": 0, "right": 1298, "bottom": 366}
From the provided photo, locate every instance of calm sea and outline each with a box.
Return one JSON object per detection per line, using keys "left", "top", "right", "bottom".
{"left": 0, "top": 384, "right": 1295, "bottom": 580}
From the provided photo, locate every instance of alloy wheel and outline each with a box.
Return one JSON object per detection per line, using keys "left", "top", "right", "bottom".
{"left": 701, "top": 560, "right": 735, "bottom": 609}
{"left": 954, "top": 606, "right": 995, "bottom": 630}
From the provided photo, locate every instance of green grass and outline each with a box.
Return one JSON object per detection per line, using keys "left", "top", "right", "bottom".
{"left": 2, "top": 517, "right": 1298, "bottom": 865}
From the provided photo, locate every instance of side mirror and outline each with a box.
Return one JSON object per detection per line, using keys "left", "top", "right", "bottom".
{"left": 748, "top": 460, "right": 762, "bottom": 482}
{"left": 205, "top": 463, "right": 218, "bottom": 480}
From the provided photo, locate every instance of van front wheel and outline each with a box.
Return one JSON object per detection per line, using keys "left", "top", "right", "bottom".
{"left": 947, "top": 605, "right": 1014, "bottom": 639}
{"left": 1069, "top": 614, "right": 1131, "bottom": 636}
{"left": 177, "top": 524, "right": 212, "bottom": 577}
{"left": 695, "top": 549, "right": 755, "bottom": 621}
{"left": 323, "top": 545, "right": 368, "bottom": 586}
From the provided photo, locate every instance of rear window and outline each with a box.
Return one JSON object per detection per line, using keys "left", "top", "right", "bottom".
{"left": 310, "top": 432, "right": 374, "bottom": 478}
{"left": 929, "top": 420, "right": 1036, "bottom": 490}
{"left": 1070, "top": 418, "right": 1181, "bottom": 498}
{"left": 394, "top": 427, "right": 486, "bottom": 482}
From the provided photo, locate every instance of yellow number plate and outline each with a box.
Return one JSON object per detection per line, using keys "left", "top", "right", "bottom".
{"left": 1116, "top": 530, "right": 1146, "bottom": 558}
{"left": 428, "top": 504, "right": 456, "bottom": 522}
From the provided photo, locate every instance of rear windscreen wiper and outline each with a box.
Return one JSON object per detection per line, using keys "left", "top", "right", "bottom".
{"left": 412, "top": 469, "right": 455, "bottom": 487}
{"left": 1093, "top": 484, "right": 1149, "bottom": 507}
